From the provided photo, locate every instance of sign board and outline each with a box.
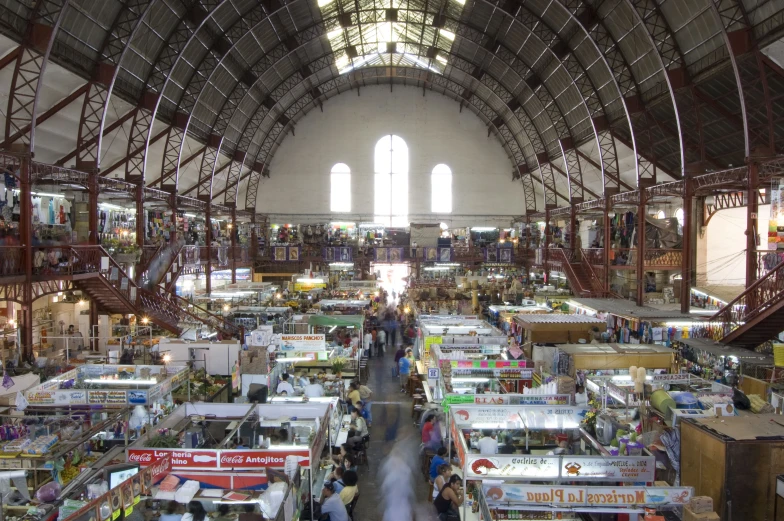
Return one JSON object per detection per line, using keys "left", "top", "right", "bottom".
{"left": 428, "top": 368, "right": 440, "bottom": 380}
{"left": 26, "top": 390, "right": 87, "bottom": 406}
{"left": 127, "top": 390, "right": 148, "bottom": 405}
{"left": 483, "top": 484, "right": 692, "bottom": 507}
{"left": 450, "top": 419, "right": 466, "bottom": 467}
{"left": 450, "top": 360, "right": 530, "bottom": 369}
{"left": 127, "top": 448, "right": 311, "bottom": 470}
{"left": 466, "top": 455, "right": 656, "bottom": 482}
{"left": 453, "top": 406, "right": 588, "bottom": 429}
{"left": 279, "top": 334, "right": 326, "bottom": 351}
{"left": 443, "top": 394, "right": 571, "bottom": 407}
{"left": 89, "top": 390, "right": 128, "bottom": 405}
{"left": 424, "top": 336, "right": 442, "bottom": 357}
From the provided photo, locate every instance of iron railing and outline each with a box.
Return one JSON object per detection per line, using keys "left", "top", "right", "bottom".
{"left": 710, "top": 258, "right": 784, "bottom": 337}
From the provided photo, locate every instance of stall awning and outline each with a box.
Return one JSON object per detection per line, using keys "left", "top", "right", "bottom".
{"left": 307, "top": 315, "right": 365, "bottom": 328}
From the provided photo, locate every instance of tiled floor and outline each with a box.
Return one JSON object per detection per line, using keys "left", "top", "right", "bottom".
{"left": 351, "top": 350, "right": 437, "bottom": 521}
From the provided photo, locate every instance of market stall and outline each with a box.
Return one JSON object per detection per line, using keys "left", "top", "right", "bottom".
{"left": 449, "top": 405, "right": 692, "bottom": 520}
{"left": 23, "top": 364, "right": 189, "bottom": 412}
{"left": 417, "top": 316, "right": 506, "bottom": 361}
{"left": 485, "top": 304, "right": 551, "bottom": 330}
{"left": 428, "top": 343, "right": 536, "bottom": 398}
{"left": 530, "top": 343, "right": 675, "bottom": 379}
{"left": 681, "top": 414, "right": 784, "bottom": 521}
{"left": 158, "top": 338, "right": 241, "bottom": 376}
{"left": 314, "top": 299, "right": 371, "bottom": 314}
{"left": 566, "top": 297, "right": 722, "bottom": 345}
{"left": 62, "top": 451, "right": 303, "bottom": 521}
{"left": 512, "top": 314, "right": 606, "bottom": 349}
{"left": 126, "top": 401, "right": 332, "bottom": 518}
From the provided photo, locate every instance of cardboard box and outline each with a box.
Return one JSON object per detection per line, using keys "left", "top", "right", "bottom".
{"left": 683, "top": 506, "right": 720, "bottom": 521}
{"left": 689, "top": 496, "right": 714, "bottom": 514}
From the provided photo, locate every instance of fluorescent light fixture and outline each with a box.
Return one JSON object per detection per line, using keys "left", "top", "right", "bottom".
{"left": 276, "top": 357, "right": 312, "bottom": 363}
{"left": 424, "top": 266, "right": 452, "bottom": 271}
{"left": 13, "top": 189, "right": 63, "bottom": 198}
{"left": 84, "top": 379, "right": 158, "bottom": 385}
{"left": 328, "top": 326, "right": 337, "bottom": 333}
{"left": 327, "top": 28, "right": 343, "bottom": 39}
{"left": 98, "top": 202, "right": 127, "bottom": 210}
{"left": 439, "top": 29, "right": 455, "bottom": 41}
{"left": 471, "top": 227, "right": 496, "bottom": 231}
{"left": 297, "top": 278, "right": 324, "bottom": 283}
{"left": 206, "top": 332, "right": 218, "bottom": 338}
{"left": 329, "top": 262, "right": 354, "bottom": 267}
{"left": 184, "top": 213, "right": 198, "bottom": 218}
{"left": 452, "top": 377, "right": 490, "bottom": 383}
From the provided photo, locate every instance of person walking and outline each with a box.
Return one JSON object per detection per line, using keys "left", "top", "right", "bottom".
{"left": 363, "top": 329, "right": 373, "bottom": 358}
{"left": 394, "top": 345, "right": 405, "bottom": 377}
{"left": 398, "top": 348, "right": 412, "bottom": 393}
{"left": 378, "top": 327, "right": 387, "bottom": 355}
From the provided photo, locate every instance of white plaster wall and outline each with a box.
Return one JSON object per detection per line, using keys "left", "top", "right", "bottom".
{"left": 703, "top": 204, "right": 771, "bottom": 286}
{"left": 260, "top": 85, "right": 525, "bottom": 224}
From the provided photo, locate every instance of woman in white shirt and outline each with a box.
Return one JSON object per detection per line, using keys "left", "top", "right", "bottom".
{"left": 432, "top": 464, "right": 452, "bottom": 501}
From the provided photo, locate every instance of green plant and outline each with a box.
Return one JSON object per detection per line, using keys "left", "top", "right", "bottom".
{"left": 331, "top": 356, "right": 348, "bottom": 374}
{"left": 146, "top": 434, "right": 179, "bottom": 448}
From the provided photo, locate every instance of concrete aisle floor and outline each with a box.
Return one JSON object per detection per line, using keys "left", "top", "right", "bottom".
{"left": 351, "top": 348, "right": 438, "bottom": 521}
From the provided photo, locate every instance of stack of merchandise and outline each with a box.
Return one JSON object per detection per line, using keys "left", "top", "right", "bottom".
{"left": 154, "top": 474, "right": 180, "bottom": 500}
{"left": 683, "top": 496, "right": 719, "bottom": 521}
{"left": 59, "top": 499, "right": 87, "bottom": 519}
{"left": 25, "top": 434, "right": 58, "bottom": 455}
{"left": 241, "top": 347, "right": 269, "bottom": 374}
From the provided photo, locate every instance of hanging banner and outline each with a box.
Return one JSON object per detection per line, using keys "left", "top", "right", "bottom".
{"left": 483, "top": 484, "right": 692, "bottom": 507}
{"left": 450, "top": 360, "right": 531, "bottom": 369}
{"left": 279, "top": 334, "right": 326, "bottom": 351}
{"left": 466, "top": 454, "right": 656, "bottom": 482}
{"left": 323, "top": 247, "right": 353, "bottom": 262}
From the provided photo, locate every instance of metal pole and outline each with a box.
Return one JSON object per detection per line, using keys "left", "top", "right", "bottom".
{"left": 603, "top": 198, "right": 611, "bottom": 297}
{"left": 543, "top": 209, "right": 551, "bottom": 285}
{"left": 636, "top": 193, "right": 646, "bottom": 306}
{"left": 206, "top": 205, "right": 212, "bottom": 295}
{"left": 231, "top": 208, "right": 237, "bottom": 284}
{"left": 746, "top": 162, "right": 759, "bottom": 288}
{"left": 681, "top": 177, "right": 694, "bottom": 313}
{"left": 20, "top": 152, "right": 33, "bottom": 361}
{"left": 135, "top": 184, "right": 144, "bottom": 283}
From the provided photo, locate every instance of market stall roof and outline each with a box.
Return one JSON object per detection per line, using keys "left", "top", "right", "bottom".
{"left": 307, "top": 315, "right": 365, "bottom": 328}
{"left": 686, "top": 414, "right": 784, "bottom": 440}
{"left": 513, "top": 314, "right": 606, "bottom": 326}
{"left": 676, "top": 338, "right": 773, "bottom": 365}
{"left": 568, "top": 298, "right": 699, "bottom": 320}
{"left": 316, "top": 300, "right": 371, "bottom": 307}
{"left": 552, "top": 343, "right": 674, "bottom": 355}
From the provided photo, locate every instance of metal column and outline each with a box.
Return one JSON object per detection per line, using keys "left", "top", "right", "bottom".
{"left": 205, "top": 204, "right": 212, "bottom": 294}
{"left": 544, "top": 209, "right": 551, "bottom": 284}
{"left": 680, "top": 177, "right": 694, "bottom": 313}
{"left": 20, "top": 152, "right": 32, "bottom": 360}
{"left": 88, "top": 171, "right": 98, "bottom": 245}
{"left": 636, "top": 193, "right": 647, "bottom": 306}
{"left": 746, "top": 162, "right": 759, "bottom": 288}
{"left": 603, "top": 198, "right": 611, "bottom": 297}
{"left": 230, "top": 208, "right": 237, "bottom": 284}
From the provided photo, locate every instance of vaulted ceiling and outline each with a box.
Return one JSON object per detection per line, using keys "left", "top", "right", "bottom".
{"left": 0, "top": 0, "right": 783, "bottom": 213}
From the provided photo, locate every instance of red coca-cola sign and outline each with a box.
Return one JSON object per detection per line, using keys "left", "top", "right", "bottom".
{"left": 219, "top": 449, "right": 310, "bottom": 468}
{"left": 128, "top": 449, "right": 220, "bottom": 469}
{"left": 128, "top": 448, "right": 311, "bottom": 469}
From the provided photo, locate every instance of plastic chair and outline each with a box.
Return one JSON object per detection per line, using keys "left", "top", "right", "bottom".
{"left": 347, "top": 492, "right": 360, "bottom": 521}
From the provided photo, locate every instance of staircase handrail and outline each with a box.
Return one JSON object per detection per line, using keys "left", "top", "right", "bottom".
{"left": 159, "top": 290, "right": 240, "bottom": 336}
{"left": 710, "top": 258, "right": 784, "bottom": 336}
{"left": 549, "top": 249, "right": 590, "bottom": 296}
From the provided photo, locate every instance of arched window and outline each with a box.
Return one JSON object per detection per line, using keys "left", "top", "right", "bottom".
{"left": 330, "top": 163, "right": 351, "bottom": 212}
{"left": 431, "top": 164, "right": 452, "bottom": 213}
{"left": 655, "top": 210, "right": 665, "bottom": 219}
{"left": 675, "top": 208, "right": 684, "bottom": 228}
{"left": 374, "top": 135, "right": 408, "bottom": 226}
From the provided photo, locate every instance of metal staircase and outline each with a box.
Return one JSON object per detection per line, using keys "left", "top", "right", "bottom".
{"left": 29, "top": 246, "right": 238, "bottom": 338}
{"left": 710, "top": 258, "right": 784, "bottom": 347}
{"left": 548, "top": 249, "right": 607, "bottom": 297}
